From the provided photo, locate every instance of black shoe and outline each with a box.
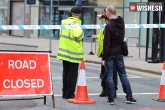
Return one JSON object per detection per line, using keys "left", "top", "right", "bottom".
{"left": 65, "top": 93, "right": 75, "bottom": 99}
{"left": 126, "top": 97, "right": 137, "bottom": 104}
{"left": 67, "top": 94, "right": 75, "bottom": 99}
{"left": 107, "top": 98, "right": 114, "bottom": 105}
{"left": 62, "top": 92, "right": 67, "bottom": 99}
{"left": 62, "top": 92, "right": 75, "bottom": 99}
{"left": 100, "top": 89, "right": 107, "bottom": 97}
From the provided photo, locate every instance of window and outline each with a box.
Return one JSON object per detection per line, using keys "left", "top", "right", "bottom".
{"left": 96, "top": 0, "right": 123, "bottom": 7}
{"left": 83, "top": 8, "right": 94, "bottom": 41}
{"left": 124, "top": 8, "right": 140, "bottom": 46}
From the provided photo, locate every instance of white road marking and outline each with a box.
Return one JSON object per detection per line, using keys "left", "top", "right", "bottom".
{"left": 52, "top": 76, "right": 142, "bottom": 79}
{"left": 127, "top": 74, "right": 142, "bottom": 78}
{"left": 85, "top": 66, "right": 142, "bottom": 78}
{"left": 54, "top": 92, "right": 158, "bottom": 97}
{"left": 50, "top": 60, "right": 150, "bottom": 78}
{"left": 86, "top": 66, "right": 101, "bottom": 70}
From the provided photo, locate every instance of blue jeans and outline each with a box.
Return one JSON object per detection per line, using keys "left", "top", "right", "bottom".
{"left": 106, "top": 55, "right": 132, "bottom": 99}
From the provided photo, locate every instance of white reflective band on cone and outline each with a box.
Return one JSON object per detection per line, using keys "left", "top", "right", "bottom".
{"left": 160, "top": 70, "right": 165, "bottom": 85}
{"left": 77, "top": 70, "right": 86, "bottom": 86}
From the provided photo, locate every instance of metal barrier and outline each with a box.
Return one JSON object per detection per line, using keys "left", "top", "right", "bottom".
{"left": 88, "top": 36, "right": 140, "bottom": 58}
{"left": 126, "top": 37, "right": 140, "bottom": 59}
{"left": 89, "top": 39, "right": 95, "bottom": 55}
{"left": 88, "top": 39, "right": 97, "bottom": 55}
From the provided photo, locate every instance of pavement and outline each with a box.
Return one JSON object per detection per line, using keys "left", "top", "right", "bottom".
{"left": 0, "top": 34, "right": 163, "bottom": 75}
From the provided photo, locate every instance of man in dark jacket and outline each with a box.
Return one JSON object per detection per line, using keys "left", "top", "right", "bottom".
{"left": 99, "top": 8, "right": 118, "bottom": 98}
{"left": 101, "top": 5, "right": 137, "bottom": 105}
{"left": 92, "top": 8, "right": 118, "bottom": 97}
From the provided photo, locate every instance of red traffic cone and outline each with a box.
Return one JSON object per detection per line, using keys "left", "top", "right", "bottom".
{"left": 153, "top": 62, "right": 165, "bottom": 101}
{"left": 68, "top": 61, "right": 95, "bottom": 104}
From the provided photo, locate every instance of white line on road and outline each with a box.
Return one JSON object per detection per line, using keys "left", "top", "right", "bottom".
{"left": 86, "top": 66, "right": 101, "bottom": 70}
{"left": 54, "top": 92, "right": 158, "bottom": 97}
{"left": 52, "top": 77, "right": 101, "bottom": 79}
{"left": 50, "top": 60, "right": 142, "bottom": 78}
{"left": 52, "top": 76, "right": 142, "bottom": 79}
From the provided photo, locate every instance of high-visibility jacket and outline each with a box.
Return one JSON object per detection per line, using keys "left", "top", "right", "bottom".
{"left": 96, "top": 29, "right": 104, "bottom": 58}
{"left": 57, "top": 17, "right": 85, "bottom": 63}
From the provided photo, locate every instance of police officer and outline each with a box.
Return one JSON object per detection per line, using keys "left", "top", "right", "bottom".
{"left": 92, "top": 8, "right": 118, "bottom": 97}
{"left": 57, "top": 7, "right": 85, "bottom": 99}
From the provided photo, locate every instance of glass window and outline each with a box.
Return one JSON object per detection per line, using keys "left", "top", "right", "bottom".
{"left": 39, "top": 7, "right": 50, "bottom": 37}
{"left": 95, "top": 11, "right": 104, "bottom": 35}
{"left": 140, "top": 12, "right": 147, "bottom": 46}
{"left": 82, "top": 0, "right": 95, "bottom": 6}
{"left": 83, "top": 8, "right": 94, "bottom": 41}
{"left": 0, "top": 0, "right": 7, "bottom": 5}
{"left": 124, "top": 0, "right": 140, "bottom": 7}
{"left": 53, "top": 0, "right": 58, "bottom": 5}
{"left": 116, "top": 8, "right": 123, "bottom": 17}
{"left": 0, "top": 9, "right": 7, "bottom": 34}
{"left": 124, "top": 8, "right": 140, "bottom": 46}
{"left": 139, "top": 0, "right": 148, "bottom": 46}
{"left": 0, "top": 0, "right": 7, "bottom": 34}
{"left": 59, "top": 0, "right": 94, "bottom": 6}
{"left": 59, "top": 0, "right": 75, "bottom": 6}
{"left": 96, "top": 0, "right": 123, "bottom": 7}
{"left": 42, "top": 0, "right": 58, "bottom": 5}
{"left": 30, "top": 6, "right": 39, "bottom": 38}
{"left": 39, "top": 7, "right": 59, "bottom": 38}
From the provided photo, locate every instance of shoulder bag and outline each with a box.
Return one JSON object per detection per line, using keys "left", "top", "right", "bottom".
{"left": 115, "top": 29, "right": 128, "bottom": 56}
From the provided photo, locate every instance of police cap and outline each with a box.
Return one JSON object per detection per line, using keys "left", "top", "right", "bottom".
{"left": 71, "top": 7, "right": 82, "bottom": 14}
{"left": 103, "top": 8, "right": 106, "bottom": 14}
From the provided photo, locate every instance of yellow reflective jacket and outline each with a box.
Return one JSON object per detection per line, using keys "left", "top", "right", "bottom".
{"left": 96, "top": 29, "right": 104, "bottom": 58}
{"left": 57, "top": 17, "right": 85, "bottom": 63}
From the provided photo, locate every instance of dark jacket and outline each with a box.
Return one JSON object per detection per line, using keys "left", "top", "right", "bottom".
{"left": 102, "top": 16, "right": 125, "bottom": 61}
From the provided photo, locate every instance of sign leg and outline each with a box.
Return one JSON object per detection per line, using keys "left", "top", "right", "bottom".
{"left": 52, "top": 95, "right": 55, "bottom": 108}
{"left": 44, "top": 96, "right": 46, "bottom": 105}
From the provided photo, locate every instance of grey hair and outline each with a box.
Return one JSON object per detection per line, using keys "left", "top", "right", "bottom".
{"left": 106, "top": 5, "right": 116, "bottom": 15}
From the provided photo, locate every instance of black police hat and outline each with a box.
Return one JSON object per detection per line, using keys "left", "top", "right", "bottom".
{"left": 71, "top": 7, "right": 82, "bottom": 14}
{"left": 103, "top": 8, "right": 106, "bottom": 14}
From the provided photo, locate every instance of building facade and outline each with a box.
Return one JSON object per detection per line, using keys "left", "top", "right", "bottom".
{"left": 0, "top": 0, "right": 8, "bottom": 34}
{"left": 7, "top": 0, "right": 147, "bottom": 45}
{"left": 6, "top": 0, "right": 165, "bottom": 62}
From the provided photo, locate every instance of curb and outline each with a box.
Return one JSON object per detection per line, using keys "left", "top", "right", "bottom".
{"left": 0, "top": 42, "right": 38, "bottom": 48}
{"left": 50, "top": 55, "right": 160, "bottom": 75}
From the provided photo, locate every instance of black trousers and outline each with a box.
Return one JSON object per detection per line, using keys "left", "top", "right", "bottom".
{"left": 100, "top": 65, "right": 118, "bottom": 90}
{"left": 62, "top": 60, "right": 79, "bottom": 95}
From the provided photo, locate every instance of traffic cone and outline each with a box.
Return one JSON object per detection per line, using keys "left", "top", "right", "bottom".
{"left": 153, "top": 62, "right": 165, "bottom": 102}
{"left": 68, "top": 61, "right": 95, "bottom": 104}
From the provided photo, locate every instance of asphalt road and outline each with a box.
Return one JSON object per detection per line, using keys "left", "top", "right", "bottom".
{"left": 0, "top": 58, "right": 164, "bottom": 110}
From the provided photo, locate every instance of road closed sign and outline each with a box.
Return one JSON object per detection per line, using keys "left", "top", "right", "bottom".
{"left": 0, "top": 52, "right": 52, "bottom": 96}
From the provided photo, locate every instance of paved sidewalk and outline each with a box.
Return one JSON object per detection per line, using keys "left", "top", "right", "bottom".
{"left": 0, "top": 35, "right": 163, "bottom": 75}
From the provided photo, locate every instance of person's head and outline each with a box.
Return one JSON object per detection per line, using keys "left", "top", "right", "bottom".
{"left": 105, "top": 5, "right": 116, "bottom": 19}
{"left": 70, "top": 7, "right": 82, "bottom": 18}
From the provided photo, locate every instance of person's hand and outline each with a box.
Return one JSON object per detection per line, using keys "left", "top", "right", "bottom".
{"left": 91, "top": 35, "right": 97, "bottom": 39}
{"left": 97, "top": 14, "right": 103, "bottom": 20}
{"left": 101, "top": 60, "right": 106, "bottom": 66}
{"left": 91, "top": 35, "right": 96, "bottom": 41}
